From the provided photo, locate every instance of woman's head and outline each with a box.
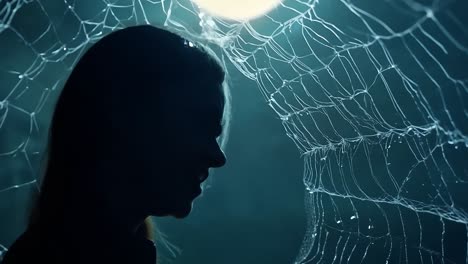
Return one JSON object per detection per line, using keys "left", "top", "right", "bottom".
{"left": 34, "top": 25, "right": 231, "bottom": 224}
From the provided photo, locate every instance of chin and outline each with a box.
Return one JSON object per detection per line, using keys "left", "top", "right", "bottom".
{"left": 172, "top": 200, "right": 195, "bottom": 218}
{"left": 150, "top": 204, "right": 191, "bottom": 218}
{"left": 172, "top": 208, "right": 191, "bottom": 218}
{"left": 150, "top": 207, "right": 191, "bottom": 218}
{"left": 149, "top": 195, "right": 196, "bottom": 218}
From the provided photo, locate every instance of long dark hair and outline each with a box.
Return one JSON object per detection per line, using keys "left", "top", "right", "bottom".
{"left": 27, "top": 25, "right": 231, "bottom": 242}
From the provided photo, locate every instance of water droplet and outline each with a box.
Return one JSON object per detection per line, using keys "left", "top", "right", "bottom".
{"left": 426, "top": 9, "right": 434, "bottom": 18}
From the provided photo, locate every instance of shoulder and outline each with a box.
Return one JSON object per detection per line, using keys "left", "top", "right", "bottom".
{"left": 1, "top": 228, "right": 59, "bottom": 264}
{"left": 1, "top": 229, "right": 36, "bottom": 263}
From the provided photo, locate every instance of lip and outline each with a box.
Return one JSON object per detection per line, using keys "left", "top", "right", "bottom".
{"left": 198, "top": 170, "right": 209, "bottom": 183}
{"left": 193, "top": 186, "right": 202, "bottom": 198}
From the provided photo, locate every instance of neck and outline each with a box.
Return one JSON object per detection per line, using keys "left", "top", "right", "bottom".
{"left": 32, "top": 165, "right": 150, "bottom": 241}
{"left": 34, "top": 184, "right": 148, "bottom": 242}
{"left": 67, "top": 188, "right": 147, "bottom": 238}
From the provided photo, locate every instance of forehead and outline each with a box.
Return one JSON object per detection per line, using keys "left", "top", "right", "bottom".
{"left": 162, "top": 80, "right": 225, "bottom": 120}
{"left": 186, "top": 87, "right": 224, "bottom": 119}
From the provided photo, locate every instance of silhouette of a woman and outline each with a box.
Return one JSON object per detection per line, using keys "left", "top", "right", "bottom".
{"left": 1, "top": 25, "right": 229, "bottom": 264}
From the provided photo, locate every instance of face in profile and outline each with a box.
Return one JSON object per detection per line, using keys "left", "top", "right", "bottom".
{"left": 129, "top": 79, "right": 227, "bottom": 219}
{"left": 31, "top": 26, "right": 229, "bottom": 229}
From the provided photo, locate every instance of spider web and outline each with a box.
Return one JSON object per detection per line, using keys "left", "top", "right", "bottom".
{"left": 1, "top": 0, "right": 468, "bottom": 263}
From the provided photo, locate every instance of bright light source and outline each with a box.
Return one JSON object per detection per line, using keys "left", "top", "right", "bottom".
{"left": 191, "top": 0, "right": 283, "bottom": 21}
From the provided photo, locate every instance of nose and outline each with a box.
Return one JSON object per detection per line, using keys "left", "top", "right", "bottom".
{"left": 209, "top": 145, "right": 227, "bottom": 168}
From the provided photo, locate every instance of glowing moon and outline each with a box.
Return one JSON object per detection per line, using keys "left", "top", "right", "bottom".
{"left": 191, "top": 0, "right": 283, "bottom": 21}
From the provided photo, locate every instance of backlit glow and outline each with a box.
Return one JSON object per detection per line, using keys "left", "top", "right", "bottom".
{"left": 191, "top": 0, "right": 283, "bottom": 21}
